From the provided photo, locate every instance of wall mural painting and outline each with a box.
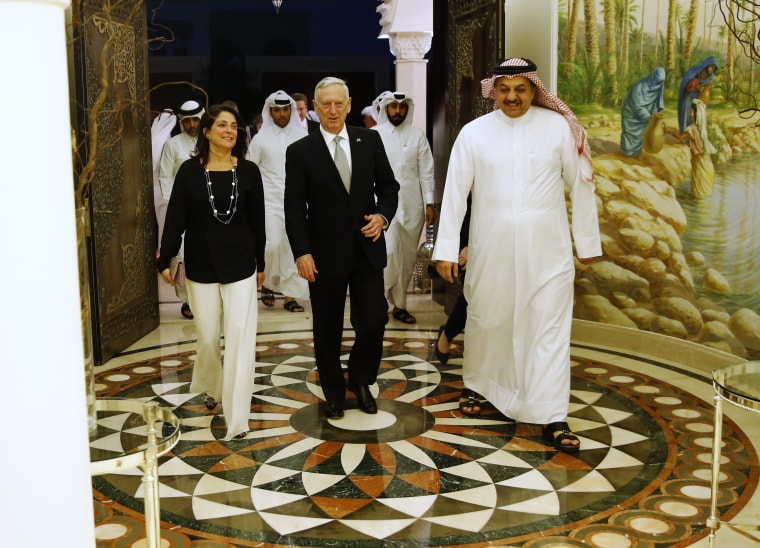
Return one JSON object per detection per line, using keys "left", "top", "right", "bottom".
{"left": 560, "top": 0, "right": 760, "bottom": 359}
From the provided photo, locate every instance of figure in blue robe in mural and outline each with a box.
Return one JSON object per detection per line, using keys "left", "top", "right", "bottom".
{"left": 678, "top": 56, "right": 718, "bottom": 134}
{"left": 620, "top": 67, "right": 665, "bottom": 156}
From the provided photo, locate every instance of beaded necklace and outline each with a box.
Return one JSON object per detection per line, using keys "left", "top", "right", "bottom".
{"left": 204, "top": 165, "right": 238, "bottom": 224}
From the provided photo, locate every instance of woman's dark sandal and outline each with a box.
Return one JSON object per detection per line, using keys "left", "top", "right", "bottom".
{"left": 233, "top": 431, "right": 247, "bottom": 440}
{"left": 284, "top": 300, "right": 304, "bottom": 312}
{"left": 261, "top": 287, "right": 275, "bottom": 307}
{"left": 543, "top": 421, "right": 580, "bottom": 453}
{"left": 392, "top": 308, "right": 417, "bottom": 324}
{"left": 458, "top": 389, "right": 482, "bottom": 417}
{"left": 180, "top": 303, "right": 194, "bottom": 319}
{"left": 204, "top": 396, "right": 217, "bottom": 410}
{"left": 434, "top": 325, "right": 450, "bottom": 364}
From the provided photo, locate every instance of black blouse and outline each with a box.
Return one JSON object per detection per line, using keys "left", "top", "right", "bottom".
{"left": 157, "top": 158, "right": 266, "bottom": 284}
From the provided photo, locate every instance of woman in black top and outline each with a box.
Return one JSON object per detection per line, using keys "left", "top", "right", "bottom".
{"left": 158, "top": 104, "right": 266, "bottom": 440}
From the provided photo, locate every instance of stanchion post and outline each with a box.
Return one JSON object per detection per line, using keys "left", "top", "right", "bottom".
{"left": 141, "top": 401, "right": 160, "bottom": 548}
{"left": 707, "top": 395, "right": 723, "bottom": 546}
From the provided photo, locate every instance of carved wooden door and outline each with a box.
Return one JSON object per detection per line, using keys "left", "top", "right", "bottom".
{"left": 71, "top": 1, "right": 159, "bottom": 364}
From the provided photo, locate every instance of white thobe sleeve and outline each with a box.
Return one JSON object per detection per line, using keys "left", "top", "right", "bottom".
{"left": 416, "top": 131, "right": 435, "bottom": 204}
{"left": 247, "top": 134, "right": 262, "bottom": 164}
{"left": 562, "top": 131, "right": 602, "bottom": 259}
{"left": 158, "top": 141, "right": 177, "bottom": 202}
{"left": 433, "top": 131, "right": 472, "bottom": 262}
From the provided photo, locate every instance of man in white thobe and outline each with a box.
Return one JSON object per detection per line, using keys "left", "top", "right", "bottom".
{"left": 247, "top": 90, "right": 309, "bottom": 311}
{"left": 151, "top": 108, "right": 176, "bottom": 246}
{"left": 373, "top": 91, "right": 435, "bottom": 324}
{"left": 158, "top": 99, "right": 205, "bottom": 319}
{"left": 433, "top": 58, "right": 601, "bottom": 453}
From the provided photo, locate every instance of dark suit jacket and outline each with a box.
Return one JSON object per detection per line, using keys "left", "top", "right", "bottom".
{"left": 306, "top": 119, "right": 320, "bottom": 134}
{"left": 284, "top": 126, "right": 399, "bottom": 277}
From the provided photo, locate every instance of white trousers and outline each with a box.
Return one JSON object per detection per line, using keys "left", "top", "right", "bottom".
{"left": 186, "top": 274, "right": 258, "bottom": 440}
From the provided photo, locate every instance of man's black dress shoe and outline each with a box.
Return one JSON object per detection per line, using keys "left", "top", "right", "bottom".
{"left": 347, "top": 383, "right": 378, "bottom": 414}
{"left": 325, "top": 400, "right": 344, "bottom": 418}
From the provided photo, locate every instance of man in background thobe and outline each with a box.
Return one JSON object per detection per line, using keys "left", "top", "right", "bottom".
{"left": 373, "top": 91, "right": 435, "bottom": 324}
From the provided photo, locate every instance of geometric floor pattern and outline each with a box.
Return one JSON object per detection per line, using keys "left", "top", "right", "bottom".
{"left": 91, "top": 334, "right": 759, "bottom": 547}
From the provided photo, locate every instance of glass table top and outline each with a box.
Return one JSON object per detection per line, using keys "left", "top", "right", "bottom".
{"left": 89, "top": 398, "right": 181, "bottom": 475}
{"left": 712, "top": 361, "right": 760, "bottom": 412}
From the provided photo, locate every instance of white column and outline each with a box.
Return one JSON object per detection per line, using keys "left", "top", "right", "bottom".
{"left": 0, "top": 1, "right": 96, "bottom": 547}
{"left": 389, "top": 32, "right": 433, "bottom": 131}
{"left": 377, "top": 0, "right": 433, "bottom": 131}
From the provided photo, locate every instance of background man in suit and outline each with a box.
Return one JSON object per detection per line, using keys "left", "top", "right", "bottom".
{"left": 285, "top": 77, "right": 399, "bottom": 419}
{"left": 292, "top": 92, "right": 320, "bottom": 134}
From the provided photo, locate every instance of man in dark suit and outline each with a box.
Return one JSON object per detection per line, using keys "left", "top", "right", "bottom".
{"left": 292, "top": 92, "right": 321, "bottom": 134}
{"left": 285, "top": 77, "right": 399, "bottom": 419}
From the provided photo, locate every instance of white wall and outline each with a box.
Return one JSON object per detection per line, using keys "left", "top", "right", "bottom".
{"left": 503, "top": 0, "right": 558, "bottom": 93}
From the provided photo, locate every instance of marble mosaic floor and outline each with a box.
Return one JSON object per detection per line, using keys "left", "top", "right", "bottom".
{"left": 91, "top": 294, "right": 760, "bottom": 547}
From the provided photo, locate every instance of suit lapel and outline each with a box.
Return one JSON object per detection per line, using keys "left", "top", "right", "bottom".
{"left": 346, "top": 127, "right": 365, "bottom": 189}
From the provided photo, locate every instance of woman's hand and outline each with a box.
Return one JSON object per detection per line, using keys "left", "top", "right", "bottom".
{"left": 160, "top": 268, "right": 175, "bottom": 285}
{"left": 458, "top": 246, "right": 468, "bottom": 269}
{"left": 256, "top": 272, "right": 266, "bottom": 288}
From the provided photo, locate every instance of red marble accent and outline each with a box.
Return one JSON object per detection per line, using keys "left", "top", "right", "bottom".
{"left": 208, "top": 454, "right": 261, "bottom": 473}
{"left": 277, "top": 386, "right": 323, "bottom": 404}
{"left": 177, "top": 441, "right": 234, "bottom": 457}
{"left": 350, "top": 475, "right": 393, "bottom": 498}
{"left": 303, "top": 441, "right": 343, "bottom": 470}
{"left": 367, "top": 444, "right": 398, "bottom": 475}
{"left": 379, "top": 380, "right": 407, "bottom": 400}
{"left": 311, "top": 496, "right": 372, "bottom": 519}
{"left": 397, "top": 471, "right": 442, "bottom": 493}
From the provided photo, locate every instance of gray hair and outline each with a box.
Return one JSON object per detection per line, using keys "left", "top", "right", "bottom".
{"left": 314, "top": 77, "right": 349, "bottom": 102}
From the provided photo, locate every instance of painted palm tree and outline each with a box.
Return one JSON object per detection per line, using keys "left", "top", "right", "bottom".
{"left": 614, "top": 0, "right": 638, "bottom": 86}
{"left": 750, "top": 17, "right": 756, "bottom": 95}
{"left": 684, "top": 0, "right": 700, "bottom": 65}
{"left": 565, "top": 0, "right": 581, "bottom": 78}
{"left": 637, "top": 0, "right": 645, "bottom": 71}
{"left": 584, "top": 0, "right": 601, "bottom": 100}
{"left": 603, "top": 0, "right": 618, "bottom": 97}
{"left": 654, "top": 0, "right": 661, "bottom": 59}
{"left": 726, "top": 1, "right": 735, "bottom": 101}
{"left": 666, "top": 0, "right": 678, "bottom": 74}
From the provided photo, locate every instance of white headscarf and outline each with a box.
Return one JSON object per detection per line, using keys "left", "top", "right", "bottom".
{"left": 260, "top": 90, "right": 302, "bottom": 131}
{"left": 481, "top": 58, "right": 593, "bottom": 185}
{"left": 361, "top": 105, "right": 377, "bottom": 122}
{"left": 376, "top": 91, "right": 415, "bottom": 128}
{"left": 372, "top": 90, "right": 393, "bottom": 122}
{"left": 177, "top": 100, "right": 205, "bottom": 122}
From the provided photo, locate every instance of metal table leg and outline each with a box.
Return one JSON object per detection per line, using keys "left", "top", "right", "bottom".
{"left": 707, "top": 395, "right": 723, "bottom": 546}
{"left": 141, "top": 402, "right": 161, "bottom": 548}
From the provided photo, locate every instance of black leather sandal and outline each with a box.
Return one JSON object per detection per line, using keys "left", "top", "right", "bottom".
{"left": 261, "top": 287, "right": 275, "bottom": 307}
{"left": 542, "top": 421, "right": 580, "bottom": 453}
{"left": 204, "top": 395, "right": 217, "bottom": 410}
{"left": 392, "top": 308, "right": 416, "bottom": 324}
{"left": 458, "top": 388, "right": 482, "bottom": 417}
{"left": 284, "top": 299, "right": 304, "bottom": 312}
